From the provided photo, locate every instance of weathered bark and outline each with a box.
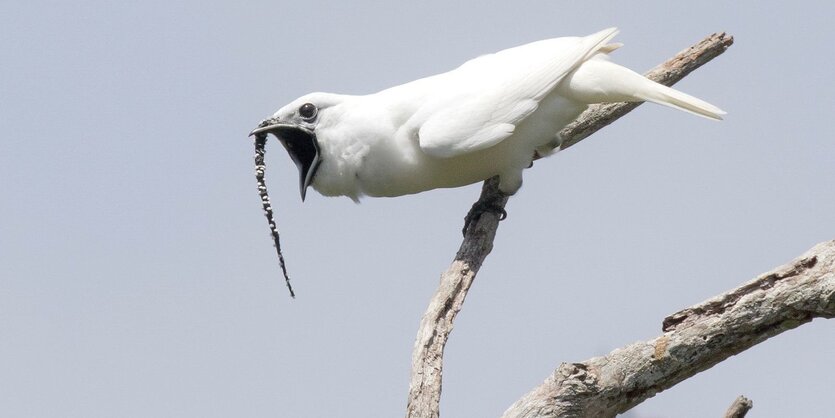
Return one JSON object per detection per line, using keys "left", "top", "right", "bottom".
{"left": 406, "top": 33, "right": 735, "bottom": 418}
{"left": 724, "top": 396, "right": 753, "bottom": 418}
{"left": 502, "top": 241, "right": 834, "bottom": 418}
{"left": 406, "top": 178, "right": 508, "bottom": 418}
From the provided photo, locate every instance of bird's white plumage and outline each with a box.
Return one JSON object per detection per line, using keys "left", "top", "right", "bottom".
{"left": 263, "top": 28, "right": 725, "bottom": 200}
{"left": 416, "top": 28, "right": 619, "bottom": 158}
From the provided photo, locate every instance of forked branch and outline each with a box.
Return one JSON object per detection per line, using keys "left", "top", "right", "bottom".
{"left": 407, "top": 33, "right": 736, "bottom": 418}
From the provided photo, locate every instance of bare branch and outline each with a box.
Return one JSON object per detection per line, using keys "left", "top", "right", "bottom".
{"left": 406, "top": 33, "right": 734, "bottom": 418}
{"left": 724, "top": 396, "right": 753, "bottom": 418}
{"left": 502, "top": 241, "right": 835, "bottom": 418}
{"left": 406, "top": 178, "right": 507, "bottom": 418}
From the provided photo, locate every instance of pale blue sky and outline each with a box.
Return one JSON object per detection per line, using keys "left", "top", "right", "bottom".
{"left": 2, "top": 2, "right": 834, "bottom": 417}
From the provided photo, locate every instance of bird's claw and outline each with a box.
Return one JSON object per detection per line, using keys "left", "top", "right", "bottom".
{"left": 462, "top": 201, "right": 507, "bottom": 236}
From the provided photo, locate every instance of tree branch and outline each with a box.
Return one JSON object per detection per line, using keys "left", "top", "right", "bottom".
{"left": 724, "top": 396, "right": 753, "bottom": 418}
{"left": 406, "top": 177, "right": 507, "bottom": 418}
{"left": 502, "top": 241, "right": 835, "bottom": 418}
{"left": 406, "top": 33, "right": 735, "bottom": 418}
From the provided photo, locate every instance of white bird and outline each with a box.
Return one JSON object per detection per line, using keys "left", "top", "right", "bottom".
{"left": 252, "top": 28, "right": 724, "bottom": 204}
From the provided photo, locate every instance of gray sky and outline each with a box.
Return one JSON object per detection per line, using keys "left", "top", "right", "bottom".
{"left": 2, "top": 1, "right": 833, "bottom": 417}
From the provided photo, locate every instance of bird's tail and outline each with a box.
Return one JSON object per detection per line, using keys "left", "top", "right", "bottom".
{"left": 564, "top": 58, "right": 726, "bottom": 120}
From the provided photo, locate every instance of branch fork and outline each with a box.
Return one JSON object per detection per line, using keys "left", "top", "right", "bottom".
{"left": 401, "top": 32, "right": 834, "bottom": 418}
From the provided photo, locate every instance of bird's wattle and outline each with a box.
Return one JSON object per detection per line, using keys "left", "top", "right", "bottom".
{"left": 252, "top": 123, "right": 321, "bottom": 201}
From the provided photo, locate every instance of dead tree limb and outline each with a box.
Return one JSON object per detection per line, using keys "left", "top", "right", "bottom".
{"left": 406, "top": 32, "right": 735, "bottom": 418}
{"left": 724, "top": 396, "right": 753, "bottom": 418}
{"left": 502, "top": 241, "right": 834, "bottom": 418}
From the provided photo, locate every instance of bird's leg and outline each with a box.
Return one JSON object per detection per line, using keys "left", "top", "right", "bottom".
{"left": 462, "top": 177, "right": 510, "bottom": 236}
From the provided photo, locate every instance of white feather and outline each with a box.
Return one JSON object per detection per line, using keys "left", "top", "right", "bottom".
{"left": 266, "top": 28, "right": 725, "bottom": 199}
{"left": 562, "top": 58, "right": 726, "bottom": 119}
{"left": 415, "top": 28, "right": 620, "bottom": 158}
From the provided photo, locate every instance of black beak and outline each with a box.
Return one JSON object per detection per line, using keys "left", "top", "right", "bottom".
{"left": 250, "top": 119, "right": 321, "bottom": 201}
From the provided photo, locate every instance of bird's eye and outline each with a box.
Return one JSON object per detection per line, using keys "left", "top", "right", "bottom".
{"left": 299, "top": 103, "right": 317, "bottom": 120}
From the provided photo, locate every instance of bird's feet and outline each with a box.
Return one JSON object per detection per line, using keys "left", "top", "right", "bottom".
{"left": 462, "top": 200, "right": 508, "bottom": 236}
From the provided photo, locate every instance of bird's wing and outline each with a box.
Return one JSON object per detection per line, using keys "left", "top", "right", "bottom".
{"left": 416, "top": 28, "right": 619, "bottom": 158}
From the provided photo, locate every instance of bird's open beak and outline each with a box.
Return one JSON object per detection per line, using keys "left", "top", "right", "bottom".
{"left": 250, "top": 119, "right": 321, "bottom": 201}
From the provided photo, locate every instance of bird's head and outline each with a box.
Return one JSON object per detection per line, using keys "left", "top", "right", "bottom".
{"left": 250, "top": 93, "right": 345, "bottom": 201}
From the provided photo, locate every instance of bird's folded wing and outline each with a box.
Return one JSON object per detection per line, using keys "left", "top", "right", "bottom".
{"left": 416, "top": 27, "right": 619, "bottom": 158}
